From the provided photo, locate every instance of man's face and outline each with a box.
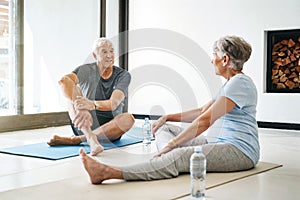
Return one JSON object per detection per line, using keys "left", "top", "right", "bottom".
{"left": 97, "top": 43, "right": 114, "bottom": 68}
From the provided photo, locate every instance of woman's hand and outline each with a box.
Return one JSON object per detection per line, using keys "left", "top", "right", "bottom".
{"left": 74, "top": 96, "right": 95, "bottom": 111}
{"left": 152, "top": 115, "right": 168, "bottom": 137}
{"left": 153, "top": 145, "right": 173, "bottom": 158}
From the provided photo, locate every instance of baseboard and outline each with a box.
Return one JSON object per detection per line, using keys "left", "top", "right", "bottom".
{"left": 257, "top": 121, "right": 300, "bottom": 130}
{"left": 133, "top": 114, "right": 161, "bottom": 120}
{"left": 133, "top": 114, "right": 300, "bottom": 131}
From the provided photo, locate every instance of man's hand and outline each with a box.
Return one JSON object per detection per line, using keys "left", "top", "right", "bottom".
{"left": 72, "top": 109, "right": 93, "bottom": 130}
{"left": 74, "top": 96, "right": 95, "bottom": 111}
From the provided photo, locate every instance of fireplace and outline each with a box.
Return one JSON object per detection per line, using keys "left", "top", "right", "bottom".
{"left": 266, "top": 29, "right": 300, "bottom": 93}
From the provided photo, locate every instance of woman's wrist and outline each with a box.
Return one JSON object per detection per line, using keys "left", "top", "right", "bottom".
{"left": 161, "top": 115, "right": 168, "bottom": 123}
{"left": 168, "top": 138, "right": 178, "bottom": 149}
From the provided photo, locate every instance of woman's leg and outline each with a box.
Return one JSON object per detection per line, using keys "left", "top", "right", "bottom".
{"left": 80, "top": 148, "right": 123, "bottom": 184}
{"left": 203, "top": 143, "right": 254, "bottom": 172}
{"left": 122, "top": 143, "right": 254, "bottom": 181}
{"left": 155, "top": 123, "right": 207, "bottom": 151}
{"left": 122, "top": 146, "right": 194, "bottom": 180}
{"left": 80, "top": 143, "right": 254, "bottom": 183}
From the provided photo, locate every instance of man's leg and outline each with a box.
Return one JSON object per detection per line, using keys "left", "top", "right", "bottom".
{"left": 92, "top": 112, "right": 135, "bottom": 141}
{"left": 47, "top": 98, "right": 86, "bottom": 146}
{"left": 48, "top": 112, "right": 135, "bottom": 145}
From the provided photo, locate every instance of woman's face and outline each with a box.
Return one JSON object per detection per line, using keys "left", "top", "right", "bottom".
{"left": 211, "top": 51, "right": 224, "bottom": 75}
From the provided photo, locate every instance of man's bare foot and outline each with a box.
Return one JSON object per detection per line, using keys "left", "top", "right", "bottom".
{"left": 86, "top": 135, "right": 104, "bottom": 156}
{"left": 80, "top": 148, "right": 115, "bottom": 184}
{"left": 47, "top": 135, "right": 82, "bottom": 146}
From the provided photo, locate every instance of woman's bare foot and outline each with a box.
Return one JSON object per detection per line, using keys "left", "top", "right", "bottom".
{"left": 86, "top": 134, "right": 104, "bottom": 156}
{"left": 79, "top": 148, "right": 123, "bottom": 184}
{"left": 47, "top": 135, "right": 82, "bottom": 146}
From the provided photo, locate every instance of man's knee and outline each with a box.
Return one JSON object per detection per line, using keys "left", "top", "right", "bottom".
{"left": 122, "top": 112, "right": 135, "bottom": 127}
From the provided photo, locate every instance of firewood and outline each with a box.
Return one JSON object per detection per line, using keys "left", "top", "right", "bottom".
{"left": 281, "top": 40, "right": 289, "bottom": 45}
{"left": 274, "top": 58, "right": 283, "bottom": 66}
{"left": 280, "top": 74, "right": 288, "bottom": 82}
{"left": 288, "top": 39, "right": 296, "bottom": 48}
{"left": 272, "top": 79, "right": 279, "bottom": 84}
{"left": 273, "top": 65, "right": 280, "bottom": 70}
{"left": 272, "top": 70, "right": 279, "bottom": 76}
{"left": 273, "top": 42, "right": 283, "bottom": 51}
{"left": 289, "top": 72, "right": 297, "bottom": 79}
{"left": 277, "top": 83, "right": 286, "bottom": 89}
{"left": 270, "top": 35, "right": 300, "bottom": 90}
{"left": 282, "top": 57, "right": 291, "bottom": 66}
{"left": 285, "top": 80, "right": 295, "bottom": 89}
{"left": 290, "top": 54, "right": 297, "bottom": 61}
{"left": 284, "top": 68, "right": 290, "bottom": 75}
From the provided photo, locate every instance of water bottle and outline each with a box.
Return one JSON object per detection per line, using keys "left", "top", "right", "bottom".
{"left": 142, "top": 117, "right": 151, "bottom": 146}
{"left": 190, "top": 146, "right": 206, "bottom": 199}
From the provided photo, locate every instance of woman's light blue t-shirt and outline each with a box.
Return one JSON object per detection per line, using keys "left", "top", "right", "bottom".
{"left": 206, "top": 74, "right": 260, "bottom": 164}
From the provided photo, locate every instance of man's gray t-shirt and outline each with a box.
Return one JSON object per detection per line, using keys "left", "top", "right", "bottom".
{"left": 73, "top": 63, "right": 131, "bottom": 129}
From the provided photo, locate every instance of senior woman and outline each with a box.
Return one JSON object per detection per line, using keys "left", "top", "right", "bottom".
{"left": 79, "top": 35, "right": 259, "bottom": 184}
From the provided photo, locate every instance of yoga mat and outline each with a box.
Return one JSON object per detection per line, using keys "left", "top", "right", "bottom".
{"left": 0, "top": 162, "right": 281, "bottom": 200}
{"left": 0, "top": 127, "right": 143, "bottom": 160}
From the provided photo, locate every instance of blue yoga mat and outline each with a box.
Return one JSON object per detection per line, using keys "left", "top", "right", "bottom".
{"left": 0, "top": 127, "right": 144, "bottom": 160}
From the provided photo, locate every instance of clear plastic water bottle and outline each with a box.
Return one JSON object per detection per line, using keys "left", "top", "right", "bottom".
{"left": 142, "top": 117, "right": 151, "bottom": 146}
{"left": 190, "top": 146, "right": 206, "bottom": 199}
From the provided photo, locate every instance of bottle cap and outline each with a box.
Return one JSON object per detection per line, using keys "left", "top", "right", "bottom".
{"left": 194, "top": 146, "right": 202, "bottom": 153}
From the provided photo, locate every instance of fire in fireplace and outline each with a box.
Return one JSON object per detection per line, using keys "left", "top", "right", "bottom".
{"left": 266, "top": 29, "right": 300, "bottom": 93}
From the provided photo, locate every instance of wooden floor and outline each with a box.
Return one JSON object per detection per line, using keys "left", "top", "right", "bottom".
{"left": 0, "top": 124, "right": 299, "bottom": 200}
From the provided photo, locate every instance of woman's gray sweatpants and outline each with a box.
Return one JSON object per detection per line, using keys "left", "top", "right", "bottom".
{"left": 122, "top": 124, "right": 254, "bottom": 181}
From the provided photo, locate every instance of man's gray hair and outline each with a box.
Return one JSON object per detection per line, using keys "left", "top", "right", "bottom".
{"left": 92, "top": 37, "right": 114, "bottom": 56}
{"left": 213, "top": 35, "right": 252, "bottom": 70}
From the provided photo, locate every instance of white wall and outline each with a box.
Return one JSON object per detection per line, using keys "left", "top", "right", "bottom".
{"left": 128, "top": 0, "right": 300, "bottom": 123}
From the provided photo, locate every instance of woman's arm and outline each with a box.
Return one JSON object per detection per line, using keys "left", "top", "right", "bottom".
{"left": 155, "top": 96, "right": 236, "bottom": 156}
{"left": 152, "top": 100, "right": 214, "bottom": 134}
{"left": 167, "top": 99, "right": 214, "bottom": 123}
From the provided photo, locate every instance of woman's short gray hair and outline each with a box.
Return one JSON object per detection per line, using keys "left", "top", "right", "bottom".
{"left": 213, "top": 35, "right": 252, "bottom": 70}
{"left": 92, "top": 37, "right": 114, "bottom": 56}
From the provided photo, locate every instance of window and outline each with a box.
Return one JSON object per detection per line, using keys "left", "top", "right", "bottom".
{"left": 0, "top": 0, "right": 101, "bottom": 132}
{"left": 0, "top": 0, "right": 10, "bottom": 115}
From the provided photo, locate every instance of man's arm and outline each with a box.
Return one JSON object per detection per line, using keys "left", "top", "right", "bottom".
{"left": 59, "top": 73, "right": 92, "bottom": 130}
{"left": 58, "top": 73, "right": 81, "bottom": 101}
{"left": 73, "top": 89, "right": 125, "bottom": 112}
{"left": 75, "top": 70, "right": 129, "bottom": 112}
{"left": 94, "top": 90, "right": 125, "bottom": 111}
